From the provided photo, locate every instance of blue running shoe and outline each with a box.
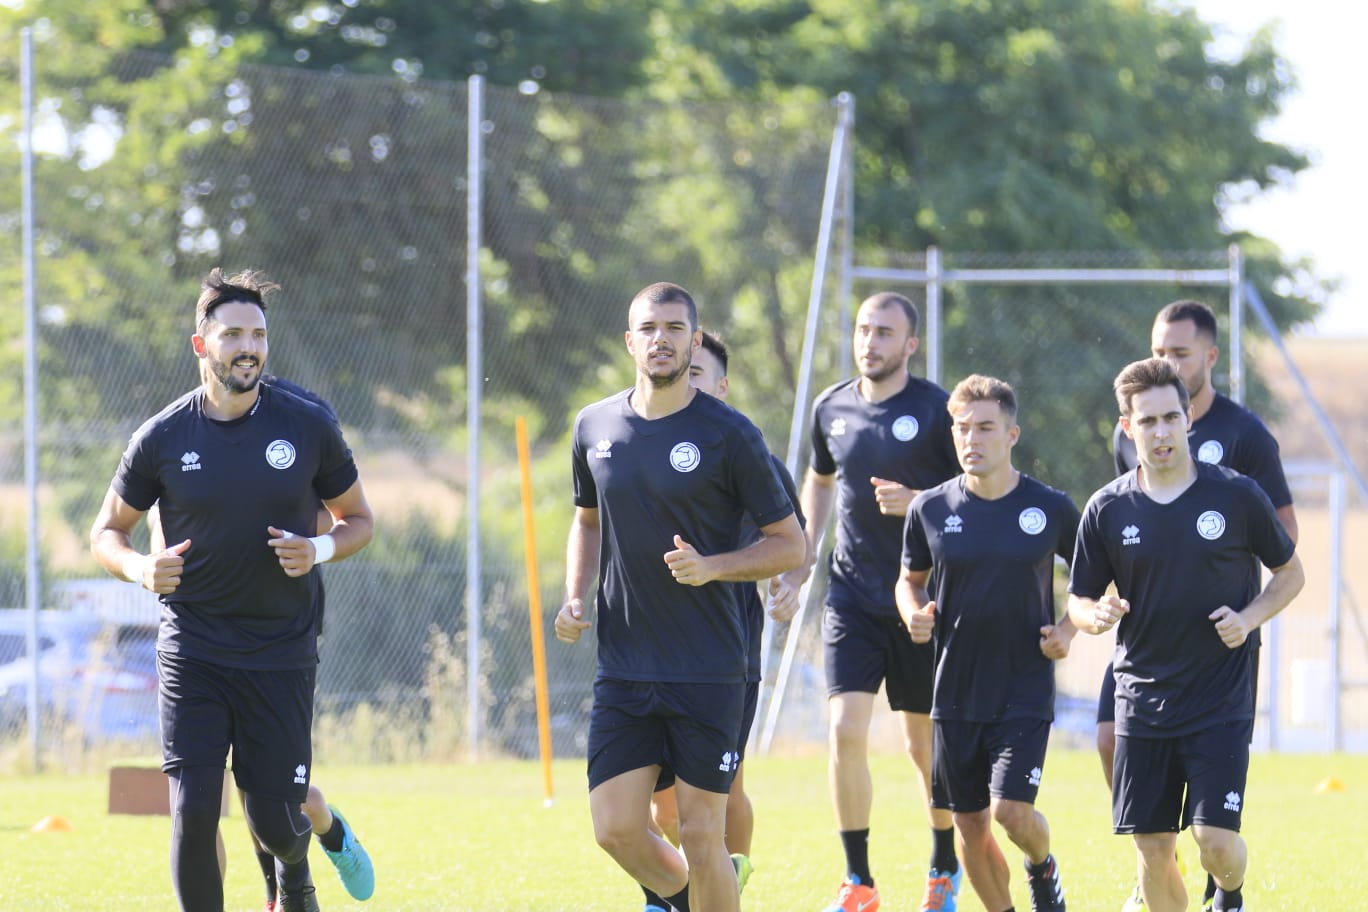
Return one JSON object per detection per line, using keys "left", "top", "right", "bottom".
{"left": 644, "top": 906, "right": 670, "bottom": 912}
{"left": 922, "top": 864, "right": 962, "bottom": 911}
{"left": 321, "top": 805, "right": 375, "bottom": 901}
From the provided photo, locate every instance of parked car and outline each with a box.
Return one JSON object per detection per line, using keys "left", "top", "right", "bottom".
{"left": 0, "top": 605, "right": 159, "bottom": 744}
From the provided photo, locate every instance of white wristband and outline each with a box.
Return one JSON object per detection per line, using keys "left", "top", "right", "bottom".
{"left": 309, "top": 534, "right": 336, "bottom": 564}
{"left": 122, "top": 553, "right": 147, "bottom": 585}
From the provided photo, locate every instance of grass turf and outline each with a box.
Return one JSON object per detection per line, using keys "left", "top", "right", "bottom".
{"left": 1, "top": 748, "right": 1361, "bottom": 910}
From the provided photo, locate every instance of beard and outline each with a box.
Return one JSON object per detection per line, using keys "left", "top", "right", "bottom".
{"left": 640, "top": 346, "right": 692, "bottom": 389}
{"left": 859, "top": 356, "right": 906, "bottom": 384}
{"left": 206, "top": 351, "right": 263, "bottom": 394}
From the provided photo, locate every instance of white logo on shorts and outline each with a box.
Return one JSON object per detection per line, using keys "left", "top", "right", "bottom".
{"left": 892, "top": 415, "right": 920, "bottom": 441}
{"left": 293, "top": 763, "right": 308, "bottom": 785}
{"left": 1028, "top": 766, "right": 1042, "bottom": 786}
{"left": 718, "top": 751, "right": 738, "bottom": 772}
{"left": 1224, "top": 790, "right": 1241, "bottom": 812}
{"left": 1197, "top": 440, "right": 1225, "bottom": 464}
{"left": 266, "top": 439, "right": 297, "bottom": 470}
{"left": 1019, "top": 507, "right": 1047, "bottom": 535}
{"left": 670, "top": 442, "right": 701, "bottom": 473}
{"left": 1196, "top": 510, "right": 1227, "bottom": 540}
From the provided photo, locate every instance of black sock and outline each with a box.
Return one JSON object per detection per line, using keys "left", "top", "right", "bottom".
{"left": 254, "top": 847, "right": 277, "bottom": 900}
{"left": 931, "top": 826, "right": 957, "bottom": 873}
{"left": 1026, "top": 854, "right": 1053, "bottom": 877}
{"left": 839, "top": 828, "right": 872, "bottom": 886}
{"left": 1213, "top": 883, "right": 1243, "bottom": 911}
{"left": 1203, "top": 873, "right": 1218, "bottom": 902}
{"left": 663, "top": 883, "right": 690, "bottom": 912}
{"left": 642, "top": 885, "right": 669, "bottom": 910}
{"left": 317, "top": 813, "right": 345, "bottom": 853}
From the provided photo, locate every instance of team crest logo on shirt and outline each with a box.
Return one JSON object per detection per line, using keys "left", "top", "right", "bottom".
{"left": 593, "top": 438, "right": 614, "bottom": 459}
{"left": 944, "top": 515, "right": 963, "bottom": 534}
{"left": 1122, "top": 524, "right": 1141, "bottom": 545}
{"left": 830, "top": 418, "right": 848, "bottom": 437}
{"left": 1196, "top": 510, "right": 1227, "bottom": 540}
{"left": 892, "top": 415, "right": 920, "bottom": 441}
{"left": 670, "top": 442, "right": 701, "bottom": 473}
{"left": 1197, "top": 440, "right": 1224, "bottom": 464}
{"left": 1018, "top": 507, "right": 1047, "bottom": 535}
{"left": 265, "top": 439, "right": 297, "bottom": 470}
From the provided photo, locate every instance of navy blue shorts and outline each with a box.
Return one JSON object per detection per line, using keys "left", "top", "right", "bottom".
{"left": 654, "top": 680, "right": 758, "bottom": 792}
{"left": 933, "top": 717, "right": 1052, "bottom": 813}
{"left": 822, "top": 602, "right": 932, "bottom": 713}
{"left": 157, "top": 652, "right": 315, "bottom": 803}
{"left": 1113, "top": 719, "right": 1252, "bottom": 835}
{"left": 588, "top": 678, "right": 744, "bottom": 795}
{"left": 1097, "top": 661, "right": 1117, "bottom": 724}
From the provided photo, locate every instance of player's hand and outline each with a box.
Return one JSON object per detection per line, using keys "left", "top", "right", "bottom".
{"left": 907, "top": 600, "right": 935, "bottom": 643}
{"left": 1039, "top": 623, "right": 1076, "bottom": 660}
{"left": 767, "top": 575, "right": 800, "bottom": 622}
{"left": 555, "top": 598, "right": 591, "bottom": 644}
{"left": 135, "top": 539, "right": 191, "bottom": 594}
{"left": 1089, "top": 594, "right": 1129, "bottom": 633}
{"left": 664, "top": 535, "right": 715, "bottom": 587}
{"left": 870, "top": 477, "right": 915, "bottom": 517}
{"left": 267, "top": 527, "right": 319, "bottom": 577}
{"left": 1209, "top": 605, "right": 1252, "bottom": 649}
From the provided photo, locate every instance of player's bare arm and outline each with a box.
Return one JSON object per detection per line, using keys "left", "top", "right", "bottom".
{"left": 894, "top": 565, "right": 934, "bottom": 642}
{"left": 1067, "top": 592, "right": 1130, "bottom": 635}
{"left": 268, "top": 478, "right": 375, "bottom": 577}
{"left": 90, "top": 487, "right": 190, "bottom": 594}
{"left": 782, "top": 468, "right": 834, "bottom": 591}
{"left": 1039, "top": 614, "right": 1078, "bottom": 660}
{"left": 1210, "top": 552, "right": 1305, "bottom": 649}
{"left": 665, "top": 512, "right": 805, "bottom": 586}
{"left": 556, "top": 507, "right": 600, "bottom": 644}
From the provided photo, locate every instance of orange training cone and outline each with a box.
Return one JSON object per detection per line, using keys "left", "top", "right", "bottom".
{"left": 1315, "top": 777, "right": 1346, "bottom": 794}
{"left": 30, "top": 814, "right": 74, "bottom": 832}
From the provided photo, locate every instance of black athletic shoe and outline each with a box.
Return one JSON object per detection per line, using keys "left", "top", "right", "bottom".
{"left": 1025, "top": 855, "right": 1065, "bottom": 912}
{"left": 278, "top": 885, "right": 321, "bottom": 912}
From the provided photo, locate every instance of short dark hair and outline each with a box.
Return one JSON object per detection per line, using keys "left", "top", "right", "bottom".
{"left": 196, "top": 267, "right": 278, "bottom": 331}
{"left": 631, "top": 282, "right": 698, "bottom": 331}
{"left": 698, "top": 329, "right": 728, "bottom": 375}
{"left": 1114, "top": 357, "right": 1190, "bottom": 416}
{"left": 861, "top": 291, "right": 920, "bottom": 337}
{"left": 1155, "top": 299, "right": 1217, "bottom": 343}
{"left": 947, "top": 374, "right": 1017, "bottom": 422}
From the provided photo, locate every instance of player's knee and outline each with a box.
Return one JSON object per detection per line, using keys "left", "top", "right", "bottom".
{"left": 829, "top": 717, "right": 868, "bottom": 754}
{"left": 990, "top": 799, "right": 1032, "bottom": 836}
{"left": 168, "top": 767, "right": 224, "bottom": 837}
{"left": 243, "top": 794, "right": 311, "bottom": 864}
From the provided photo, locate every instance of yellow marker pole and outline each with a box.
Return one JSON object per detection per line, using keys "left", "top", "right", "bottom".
{"left": 516, "top": 416, "right": 555, "bottom": 806}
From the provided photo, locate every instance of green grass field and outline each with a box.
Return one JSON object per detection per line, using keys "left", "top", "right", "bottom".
{"left": 1, "top": 749, "right": 1362, "bottom": 910}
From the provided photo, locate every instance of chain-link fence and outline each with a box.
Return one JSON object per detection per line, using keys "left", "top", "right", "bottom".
{"left": 0, "top": 47, "right": 838, "bottom": 770}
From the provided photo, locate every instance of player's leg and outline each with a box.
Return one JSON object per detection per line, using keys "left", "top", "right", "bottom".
{"left": 235, "top": 665, "right": 319, "bottom": 912}
{"left": 675, "top": 780, "right": 740, "bottom": 912}
{"left": 724, "top": 676, "right": 759, "bottom": 892}
{"left": 939, "top": 720, "right": 1003, "bottom": 911}
{"left": 986, "top": 718, "right": 1063, "bottom": 911}
{"left": 587, "top": 679, "right": 688, "bottom": 904}
{"left": 886, "top": 615, "right": 959, "bottom": 910}
{"left": 651, "top": 782, "right": 681, "bottom": 847}
{"left": 157, "top": 652, "right": 232, "bottom": 912}
{"left": 1184, "top": 720, "right": 1252, "bottom": 912}
{"left": 302, "top": 782, "right": 375, "bottom": 901}
{"left": 1115, "top": 733, "right": 1186, "bottom": 912}
{"left": 820, "top": 602, "right": 895, "bottom": 911}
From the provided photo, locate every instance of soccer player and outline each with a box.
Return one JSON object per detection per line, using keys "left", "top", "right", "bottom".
{"left": 90, "top": 268, "right": 375, "bottom": 912}
{"left": 783, "top": 291, "right": 962, "bottom": 912}
{"left": 148, "top": 370, "right": 375, "bottom": 912}
{"left": 896, "top": 375, "right": 1076, "bottom": 912}
{"left": 640, "top": 330, "right": 807, "bottom": 912}
{"left": 1101, "top": 300, "right": 1299, "bottom": 912}
{"left": 554, "top": 283, "right": 805, "bottom": 912}
{"left": 1069, "top": 358, "right": 1304, "bottom": 912}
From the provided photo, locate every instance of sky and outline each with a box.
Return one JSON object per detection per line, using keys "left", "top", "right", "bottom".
{"left": 1189, "top": 0, "right": 1368, "bottom": 337}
